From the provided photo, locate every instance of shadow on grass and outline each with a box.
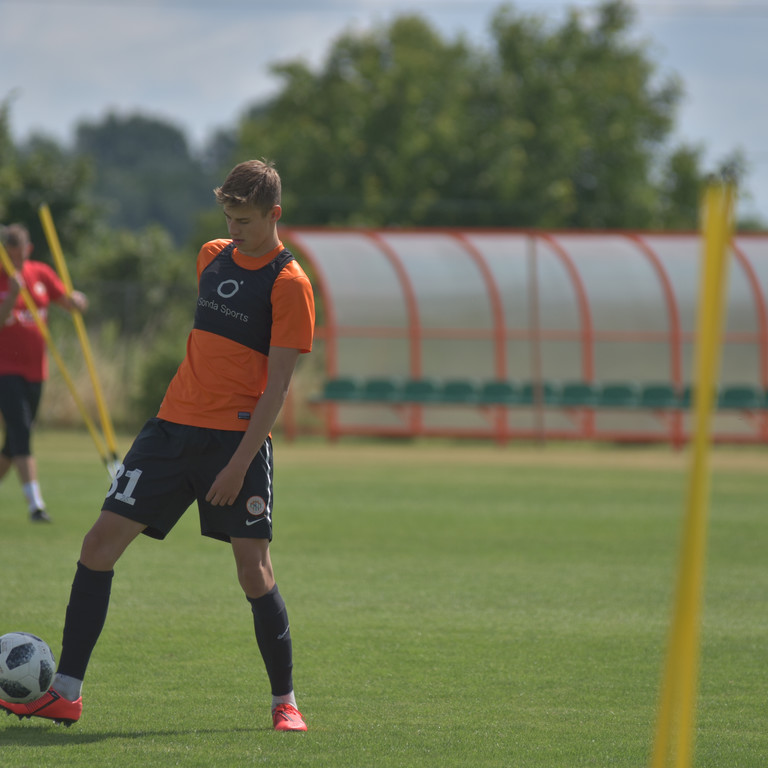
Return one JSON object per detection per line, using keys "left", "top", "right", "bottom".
{"left": 0, "top": 722, "right": 261, "bottom": 746}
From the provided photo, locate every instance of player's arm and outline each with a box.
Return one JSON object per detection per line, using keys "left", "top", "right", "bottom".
{"left": 54, "top": 289, "right": 88, "bottom": 313}
{"left": 0, "top": 273, "right": 21, "bottom": 325}
{"left": 205, "top": 345, "right": 301, "bottom": 507}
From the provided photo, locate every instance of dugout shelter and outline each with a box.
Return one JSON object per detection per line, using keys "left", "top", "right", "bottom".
{"left": 283, "top": 228, "right": 768, "bottom": 446}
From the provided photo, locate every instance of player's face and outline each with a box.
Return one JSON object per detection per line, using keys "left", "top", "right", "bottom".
{"left": 5, "top": 239, "right": 31, "bottom": 270}
{"left": 223, "top": 203, "right": 281, "bottom": 258}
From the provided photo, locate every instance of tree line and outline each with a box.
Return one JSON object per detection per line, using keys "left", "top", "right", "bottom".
{"left": 0, "top": 1, "right": 759, "bottom": 425}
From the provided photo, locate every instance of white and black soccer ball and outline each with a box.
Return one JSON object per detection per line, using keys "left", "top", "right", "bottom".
{"left": 0, "top": 632, "right": 55, "bottom": 703}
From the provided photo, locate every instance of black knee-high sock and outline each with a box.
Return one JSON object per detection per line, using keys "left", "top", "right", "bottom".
{"left": 248, "top": 585, "right": 293, "bottom": 696}
{"left": 57, "top": 561, "right": 114, "bottom": 681}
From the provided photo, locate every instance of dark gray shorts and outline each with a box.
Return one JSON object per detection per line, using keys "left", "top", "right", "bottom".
{"left": 102, "top": 418, "right": 273, "bottom": 542}
{"left": 0, "top": 375, "right": 43, "bottom": 457}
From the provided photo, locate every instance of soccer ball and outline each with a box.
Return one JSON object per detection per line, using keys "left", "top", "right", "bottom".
{"left": 0, "top": 632, "right": 55, "bottom": 703}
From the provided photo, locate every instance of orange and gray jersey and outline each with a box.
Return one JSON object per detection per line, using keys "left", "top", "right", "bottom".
{"left": 157, "top": 239, "right": 315, "bottom": 431}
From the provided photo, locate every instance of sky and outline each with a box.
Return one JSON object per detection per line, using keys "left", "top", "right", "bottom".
{"left": 1, "top": 0, "right": 767, "bottom": 222}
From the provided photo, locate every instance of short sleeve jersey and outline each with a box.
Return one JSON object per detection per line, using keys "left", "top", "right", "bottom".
{"left": 0, "top": 261, "right": 66, "bottom": 382}
{"left": 157, "top": 239, "right": 315, "bottom": 431}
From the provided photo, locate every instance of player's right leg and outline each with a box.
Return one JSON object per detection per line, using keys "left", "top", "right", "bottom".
{"left": 4, "top": 419, "right": 197, "bottom": 726}
{"left": 0, "top": 451, "right": 10, "bottom": 481}
{"left": 1, "top": 511, "right": 145, "bottom": 725}
{"left": 80, "top": 508, "right": 147, "bottom": 571}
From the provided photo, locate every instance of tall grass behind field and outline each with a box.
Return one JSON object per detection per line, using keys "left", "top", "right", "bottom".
{"left": 38, "top": 325, "right": 144, "bottom": 430}
{"left": 1, "top": 432, "right": 766, "bottom": 767}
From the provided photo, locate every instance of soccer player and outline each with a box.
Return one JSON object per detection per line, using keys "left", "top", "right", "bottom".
{"left": 0, "top": 160, "right": 315, "bottom": 731}
{"left": 0, "top": 223, "right": 88, "bottom": 522}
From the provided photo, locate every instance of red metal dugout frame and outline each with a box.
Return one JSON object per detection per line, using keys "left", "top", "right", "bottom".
{"left": 284, "top": 228, "right": 768, "bottom": 445}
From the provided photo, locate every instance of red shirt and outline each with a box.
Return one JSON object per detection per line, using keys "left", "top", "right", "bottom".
{"left": 0, "top": 261, "right": 66, "bottom": 382}
{"left": 157, "top": 240, "right": 315, "bottom": 431}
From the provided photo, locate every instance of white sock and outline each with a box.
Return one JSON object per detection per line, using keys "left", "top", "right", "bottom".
{"left": 22, "top": 481, "right": 45, "bottom": 512}
{"left": 52, "top": 673, "right": 82, "bottom": 701}
{"left": 271, "top": 691, "right": 297, "bottom": 711}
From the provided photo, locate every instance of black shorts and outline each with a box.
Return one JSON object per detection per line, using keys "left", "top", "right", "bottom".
{"left": 0, "top": 375, "right": 43, "bottom": 457}
{"left": 102, "top": 418, "right": 274, "bottom": 543}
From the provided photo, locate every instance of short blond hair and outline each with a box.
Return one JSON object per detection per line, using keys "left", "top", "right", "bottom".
{"left": 214, "top": 160, "right": 281, "bottom": 213}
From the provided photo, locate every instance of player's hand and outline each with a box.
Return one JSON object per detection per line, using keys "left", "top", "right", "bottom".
{"left": 205, "top": 463, "right": 246, "bottom": 506}
{"left": 69, "top": 290, "right": 88, "bottom": 312}
{"left": 8, "top": 273, "right": 23, "bottom": 296}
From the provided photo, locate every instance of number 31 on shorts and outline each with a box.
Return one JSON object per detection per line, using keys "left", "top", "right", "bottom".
{"left": 106, "top": 465, "right": 142, "bottom": 506}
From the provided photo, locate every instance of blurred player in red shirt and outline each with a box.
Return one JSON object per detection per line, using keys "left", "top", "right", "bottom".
{"left": 0, "top": 223, "right": 88, "bottom": 522}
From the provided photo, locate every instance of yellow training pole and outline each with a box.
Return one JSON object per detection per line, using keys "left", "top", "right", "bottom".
{"left": 39, "top": 204, "right": 120, "bottom": 475}
{"left": 0, "top": 241, "right": 111, "bottom": 469}
{"left": 650, "top": 180, "right": 736, "bottom": 768}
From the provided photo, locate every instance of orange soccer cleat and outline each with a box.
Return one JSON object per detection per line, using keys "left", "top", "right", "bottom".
{"left": 0, "top": 688, "right": 82, "bottom": 726}
{"left": 272, "top": 702, "right": 307, "bottom": 732}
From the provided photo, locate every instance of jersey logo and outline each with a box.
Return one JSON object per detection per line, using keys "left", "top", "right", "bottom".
{"left": 217, "top": 279, "right": 241, "bottom": 299}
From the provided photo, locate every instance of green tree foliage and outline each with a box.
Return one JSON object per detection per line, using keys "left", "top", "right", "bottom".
{"left": 488, "top": 0, "right": 683, "bottom": 228}
{"left": 0, "top": 102, "right": 19, "bottom": 206}
{"left": 2, "top": 101, "right": 199, "bottom": 427}
{"left": 74, "top": 113, "right": 215, "bottom": 244}
{"left": 74, "top": 224, "right": 196, "bottom": 333}
{"left": 236, "top": 1, "right": 707, "bottom": 229}
{"left": 0, "top": 100, "right": 96, "bottom": 262}
{"left": 1, "top": 101, "right": 197, "bottom": 326}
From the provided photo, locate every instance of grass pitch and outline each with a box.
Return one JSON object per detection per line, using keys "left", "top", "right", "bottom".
{"left": 1, "top": 432, "right": 766, "bottom": 767}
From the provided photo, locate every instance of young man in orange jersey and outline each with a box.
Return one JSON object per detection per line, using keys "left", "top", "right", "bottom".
{"left": 0, "top": 160, "right": 315, "bottom": 732}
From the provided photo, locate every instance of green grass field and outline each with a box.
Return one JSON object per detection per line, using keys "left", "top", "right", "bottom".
{"left": 1, "top": 431, "right": 766, "bottom": 767}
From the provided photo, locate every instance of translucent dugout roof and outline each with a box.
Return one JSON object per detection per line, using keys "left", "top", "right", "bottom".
{"left": 284, "top": 228, "right": 768, "bottom": 388}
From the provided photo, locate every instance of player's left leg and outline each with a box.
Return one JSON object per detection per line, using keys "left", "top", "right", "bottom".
{"left": 15, "top": 455, "right": 49, "bottom": 522}
{"left": 231, "top": 538, "right": 306, "bottom": 731}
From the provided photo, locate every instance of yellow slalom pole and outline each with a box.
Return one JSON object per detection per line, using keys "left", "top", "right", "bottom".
{"left": 0, "top": 241, "right": 111, "bottom": 470}
{"left": 650, "top": 180, "right": 736, "bottom": 768}
{"left": 39, "top": 204, "right": 119, "bottom": 475}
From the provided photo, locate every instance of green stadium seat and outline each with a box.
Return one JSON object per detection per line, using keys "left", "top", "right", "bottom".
{"left": 718, "top": 384, "right": 762, "bottom": 410}
{"left": 320, "top": 377, "right": 360, "bottom": 401}
{"left": 401, "top": 378, "right": 439, "bottom": 403}
{"left": 559, "top": 381, "right": 598, "bottom": 407}
{"left": 520, "top": 380, "right": 560, "bottom": 406}
{"left": 478, "top": 380, "right": 520, "bottom": 405}
{"left": 359, "top": 377, "right": 400, "bottom": 402}
{"left": 438, "top": 379, "right": 479, "bottom": 404}
{"left": 639, "top": 383, "right": 681, "bottom": 410}
{"left": 597, "top": 382, "right": 640, "bottom": 408}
